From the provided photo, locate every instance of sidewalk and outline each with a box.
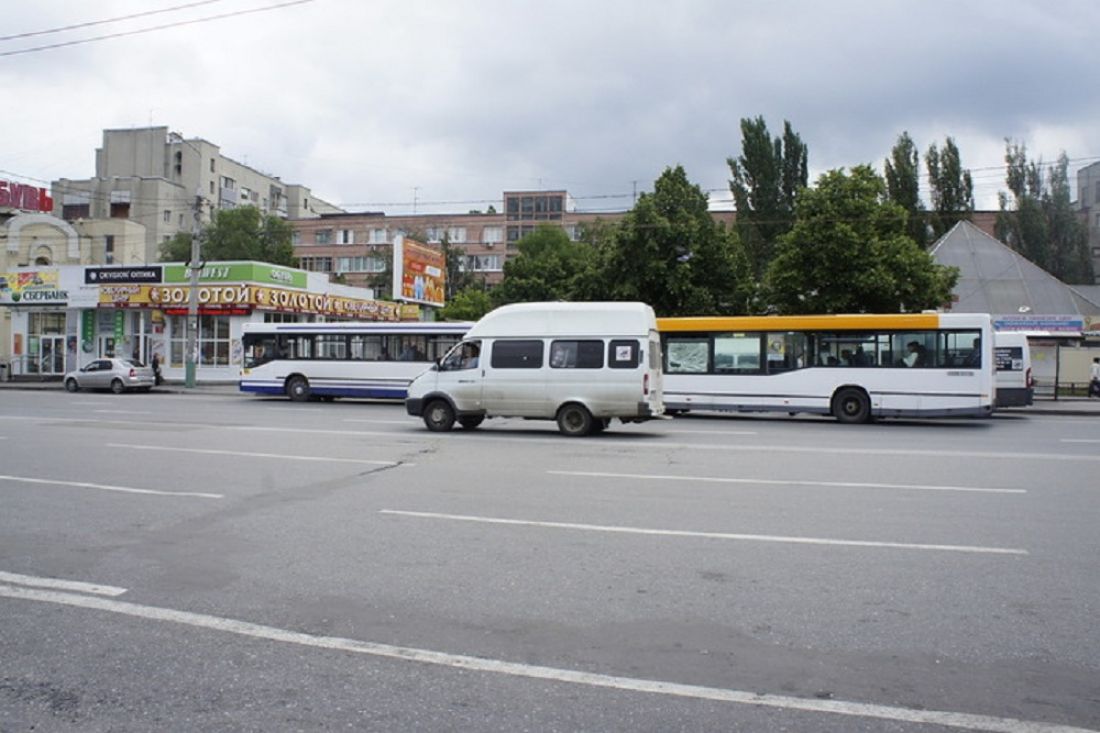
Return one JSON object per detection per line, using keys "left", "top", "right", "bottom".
{"left": 1, "top": 378, "right": 1097, "bottom": 415}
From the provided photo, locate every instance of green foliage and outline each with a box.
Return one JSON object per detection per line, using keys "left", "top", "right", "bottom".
{"left": 441, "top": 235, "right": 476, "bottom": 298}
{"left": 925, "top": 137, "right": 974, "bottom": 239}
{"left": 884, "top": 131, "right": 928, "bottom": 248}
{"left": 490, "top": 224, "right": 599, "bottom": 306}
{"left": 440, "top": 287, "right": 493, "bottom": 321}
{"left": 602, "top": 166, "right": 752, "bottom": 316}
{"left": 366, "top": 245, "right": 393, "bottom": 300}
{"left": 996, "top": 144, "right": 1093, "bottom": 283}
{"left": 728, "top": 117, "right": 808, "bottom": 279}
{"left": 158, "top": 206, "right": 296, "bottom": 266}
{"left": 765, "top": 165, "right": 958, "bottom": 314}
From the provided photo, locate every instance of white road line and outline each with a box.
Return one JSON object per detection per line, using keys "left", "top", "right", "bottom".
{"left": 1060, "top": 438, "right": 1100, "bottom": 444}
{"left": 0, "top": 571, "right": 127, "bottom": 597}
{"left": 14, "top": 416, "right": 1100, "bottom": 462}
{"left": 379, "top": 510, "right": 1027, "bottom": 555}
{"left": 108, "top": 443, "right": 407, "bottom": 466}
{"left": 549, "top": 470, "right": 1026, "bottom": 495}
{"left": 655, "top": 428, "right": 759, "bottom": 436}
{"left": 343, "top": 418, "right": 424, "bottom": 425}
{"left": 0, "top": 474, "right": 223, "bottom": 499}
{"left": 93, "top": 409, "right": 152, "bottom": 415}
{"left": 0, "top": 584, "right": 1085, "bottom": 732}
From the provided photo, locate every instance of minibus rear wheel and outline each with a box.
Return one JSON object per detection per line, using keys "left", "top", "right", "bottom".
{"left": 424, "top": 399, "right": 456, "bottom": 432}
{"left": 557, "top": 403, "right": 593, "bottom": 436}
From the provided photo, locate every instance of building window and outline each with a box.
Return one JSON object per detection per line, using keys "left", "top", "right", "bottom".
{"left": 426, "top": 227, "right": 443, "bottom": 243}
{"left": 210, "top": 159, "right": 216, "bottom": 173}
{"left": 221, "top": 176, "right": 235, "bottom": 190}
{"left": 338, "top": 229, "right": 355, "bottom": 245}
{"left": 1094, "top": 183, "right": 1100, "bottom": 204}
{"left": 210, "top": 181, "right": 215, "bottom": 195}
{"left": 315, "top": 229, "right": 332, "bottom": 245}
{"left": 291, "top": 231, "right": 301, "bottom": 245}
{"left": 369, "top": 228, "right": 387, "bottom": 244}
{"left": 447, "top": 227, "right": 467, "bottom": 243}
{"left": 467, "top": 254, "right": 501, "bottom": 272}
{"left": 62, "top": 203, "right": 90, "bottom": 220}
{"left": 168, "top": 315, "right": 230, "bottom": 368}
{"left": 482, "top": 226, "right": 502, "bottom": 244}
{"left": 105, "top": 235, "right": 114, "bottom": 264}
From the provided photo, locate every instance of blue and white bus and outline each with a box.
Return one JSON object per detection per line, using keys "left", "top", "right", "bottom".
{"left": 239, "top": 321, "right": 471, "bottom": 401}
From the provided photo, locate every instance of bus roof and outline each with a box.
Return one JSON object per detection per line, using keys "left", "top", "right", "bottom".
{"left": 658, "top": 313, "right": 990, "bottom": 333}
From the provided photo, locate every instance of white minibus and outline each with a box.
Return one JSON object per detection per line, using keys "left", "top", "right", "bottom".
{"left": 993, "top": 331, "right": 1034, "bottom": 407}
{"left": 405, "top": 302, "right": 664, "bottom": 436}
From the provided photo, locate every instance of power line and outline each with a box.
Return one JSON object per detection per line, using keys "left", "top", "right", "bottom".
{"left": 0, "top": 0, "right": 314, "bottom": 58}
{"left": 0, "top": 0, "right": 226, "bottom": 43}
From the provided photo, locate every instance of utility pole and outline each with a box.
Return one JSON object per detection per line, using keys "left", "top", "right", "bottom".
{"left": 185, "top": 193, "right": 204, "bottom": 388}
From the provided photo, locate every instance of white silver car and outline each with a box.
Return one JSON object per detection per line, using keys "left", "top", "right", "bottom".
{"left": 64, "top": 358, "right": 155, "bottom": 394}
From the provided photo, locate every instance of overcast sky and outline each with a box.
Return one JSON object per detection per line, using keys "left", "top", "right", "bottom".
{"left": 2, "top": 0, "right": 1097, "bottom": 215}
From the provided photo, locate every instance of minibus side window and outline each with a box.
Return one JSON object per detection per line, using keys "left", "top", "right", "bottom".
{"left": 490, "top": 340, "right": 543, "bottom": 369}
{"left": 608, "top": 340, "right": 640, "bottom": 369}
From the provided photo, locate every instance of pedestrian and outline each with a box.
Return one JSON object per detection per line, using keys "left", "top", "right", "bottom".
{"left": 1090, "top": 357, "right": 1100, "bottom": 398}
{"left": 151, "top": 353, "right": 162, "bottom": 386}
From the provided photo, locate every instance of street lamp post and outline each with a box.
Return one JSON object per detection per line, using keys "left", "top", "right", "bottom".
{"left": 185, "top": 193, "right": 203, "bottom": 388}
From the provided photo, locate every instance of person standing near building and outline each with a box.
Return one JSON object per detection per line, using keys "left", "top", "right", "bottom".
{"left": 1090, "top": 357, "right": 1100, "bottom": 398}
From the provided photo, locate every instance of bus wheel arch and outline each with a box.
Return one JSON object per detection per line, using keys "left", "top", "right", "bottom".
{"left": 832, "top": 386, "right": 871, "bottom": 424}
{"left": 556, "top": 402, "right": 594, "bottom": 436}
{"left": 286, "top": 374, "right": 311, "bottom": 402}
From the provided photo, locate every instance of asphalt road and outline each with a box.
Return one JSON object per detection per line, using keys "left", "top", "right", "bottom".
{"left": 1, "top": 390, "right": 1098, "bottom": 732}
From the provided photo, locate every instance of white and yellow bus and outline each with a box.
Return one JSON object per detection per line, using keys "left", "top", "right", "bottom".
{"left": 658, "top": 313, "right": 995, "bottom": 423}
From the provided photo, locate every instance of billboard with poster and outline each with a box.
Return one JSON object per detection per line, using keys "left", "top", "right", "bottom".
{"left": 391, "top": 235, "right": 445, "bottom": 308}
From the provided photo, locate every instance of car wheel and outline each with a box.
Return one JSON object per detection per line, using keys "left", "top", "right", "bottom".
{"left": 286, "top": 376, "right": 311, "bottom": 402}
{"left": 110, "top": 378, "right": 125, "bottom": 395}
{"left": 833, "top": 387, "right": 870, "bottom": 424}
{"left": 458, "top": 415, "right": 484, "bottom": 430}
{"left": 65, "top": 378, "right": 79, "bottom": 393}
{"left": 557, "top": 403, "right": 593, "bottom": 436}
{"left": 424, "top": 399, "right": 455, "bottom": 432}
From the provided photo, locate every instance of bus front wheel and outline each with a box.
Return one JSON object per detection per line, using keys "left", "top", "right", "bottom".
{"left": 833, "top": 387, "right": 870, "bottom": 424}
{"left": 287, "top": 376, "right": 311, "bottom": 402}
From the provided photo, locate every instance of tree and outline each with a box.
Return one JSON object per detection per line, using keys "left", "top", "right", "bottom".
{"left": 996, "top": 143, "right": 1093, "bottom": 283}
{"left": 601, "top": 165, "right": 752, "bottom": 316}
{"left": 925, "top": 137, "right": 973, "bottom": 239}
{"left": 884, "top": 131, "right": 928, "bottom": 248}
{"left": 439, "top": 286, "right": 493, "bottom": 321}
{"left": 158, "top": 205, "right": 296, "bottom": 266}
{"left": 728, "top": 117, "right": 808, "bottom": 279}
{"left": 441, "top": 234, "right": 476, "bottom": 299}
{"left": 491, "top": 224, "right": 599, "bottom": 305}
{"left": 764, "top": 165, "right": 958, "bottom": 314}
{"left": 366, "top": 245, "right": 393, "bottom": 300}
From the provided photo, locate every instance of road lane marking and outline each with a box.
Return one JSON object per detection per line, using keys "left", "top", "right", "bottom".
{"left": 378, "top": 510, "right": 1028, "bottom": 555}
{"left": 0, "top": 584, "right": 1085, "bottom": 732}
{"left": 0, "top": 571, "right": 126, "bottom": 597}
{"left": 108, "top": 443, "right": 407, "bottom": 466}
{"left": 549, "top": 470, "right": 1026, "bottom": 495}
{"left": 1060, "top": 438, "right": 1100, "bottom": 444}
{"left": 344, "top": 418, "right": 426, "bottom": 425}
{"left": 0, "top": 474, "right": 223, "bottom": 499}
{"left": 13, "top": 416, "right": 1100, "bottom": 462}
{"left": 93, "top": 409, "right": 152, "bottom": 415}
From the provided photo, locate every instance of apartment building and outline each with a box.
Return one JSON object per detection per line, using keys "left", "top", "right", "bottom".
{"left": 53, "top": 126, "right": 341, "bottom": 264}
{"left": 1077, "top": 161, "right": 1100, "bottom": 282}
{"left": 290, "top": 190, "right": 648, "bottom": 288}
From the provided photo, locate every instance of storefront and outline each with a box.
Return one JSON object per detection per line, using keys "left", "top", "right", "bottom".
{"left": 2, "top": 261, "right": 404, "bottom": 382}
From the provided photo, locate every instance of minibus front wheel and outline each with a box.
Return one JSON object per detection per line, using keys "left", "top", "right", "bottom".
{"left": 424, "top": 399, "right": 456, "bottom": 432}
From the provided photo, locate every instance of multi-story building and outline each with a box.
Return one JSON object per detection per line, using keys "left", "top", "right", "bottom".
{"left": 290, "top": 190, "right": 668, "bottom": 289}
{"left": 53, "top": 126, "right": 342, "bottom": 264}
{"left": 1076, "top": 161, "right": 1100, "bottom": 283}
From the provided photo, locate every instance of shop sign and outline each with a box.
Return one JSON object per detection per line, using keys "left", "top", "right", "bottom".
{"left": 162, "top": 262, "right": 307, "bottom": 289}
{"left": 81, "top": 310, "right": 96, "bottom": 353}
{"left": 113, "top": 311, "right": 124, "bottom": 343}
{"left": 85, "top": 266, "right": 163, "bottom": 284}
{"left": 0, "top": 179, "right": 53, "bottom": 212}
{"left": 992, "top": 314, "right": 1085, "bottom": 332}
{"left": 0, "top": 270, "right": 68, "bottom": 305}
{"left": 97, "top": 283, "right": 398, "bottom": 320}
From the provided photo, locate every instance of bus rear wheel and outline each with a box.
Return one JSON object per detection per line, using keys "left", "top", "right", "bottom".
{"left": 557, "top": 403, "right": 593, "bottom": 436}
{"left": 833, "top": 387, "right": 870, "bottom": 424}
{"left": 287, "top": 376, "right": 311, "bottom": 402}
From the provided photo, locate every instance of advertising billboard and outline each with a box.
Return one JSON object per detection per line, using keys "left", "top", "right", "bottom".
{"left": 392, "top": 235, "right": 445, "bottom": 308}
